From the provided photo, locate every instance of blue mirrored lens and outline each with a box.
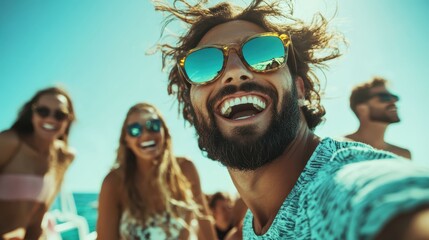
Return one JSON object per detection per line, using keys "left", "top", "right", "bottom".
{"left": 127, "top": 123, "right": 142, "bottom": 137}
{"left": 242, "top": 36, "right": 286, "bottom": 71}
{"left": 184, "top": 47, "right": 224, "bottom": 84}
{"left": 146, "top": 119, "right": 162, "bottom": 132}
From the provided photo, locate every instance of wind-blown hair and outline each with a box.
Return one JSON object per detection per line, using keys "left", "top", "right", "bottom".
{"left": 115, "top": 102, "right": 195, "bottom": 222}
{"left": 11, "top": 86, "right": 75, "bottom": 143}
{"left": 155, "top": 0, "right": 345, "bottom": 130}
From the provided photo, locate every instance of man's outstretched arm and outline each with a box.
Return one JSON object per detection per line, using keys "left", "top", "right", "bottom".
{"left": 375, "top": 205, "right": 429, "bottom": 240}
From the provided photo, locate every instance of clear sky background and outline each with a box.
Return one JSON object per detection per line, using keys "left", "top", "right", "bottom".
{"left": 1, "top": 0, "right": 428, "bottom": 195}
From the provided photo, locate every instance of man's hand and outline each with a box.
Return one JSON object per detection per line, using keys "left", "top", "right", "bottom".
{"left": 376, "top": 206, "right": 429, "bottom": 240}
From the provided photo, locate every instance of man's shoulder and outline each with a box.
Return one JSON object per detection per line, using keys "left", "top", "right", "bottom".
{"left": 312, "top": 139, "right": 420, "bottom": 190}
{"left": 385, "top": 143, "right": 412, "bottom": 159}
{"left": 304, "top": 137, "right": 385, "bottom": 177}
{"left": 307, "top": 138, "right": 399, "bottom": 194}
{"left": 323, "top": 137, "right": 397, "bottom": 165}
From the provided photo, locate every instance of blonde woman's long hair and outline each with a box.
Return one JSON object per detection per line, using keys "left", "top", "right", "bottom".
{"left": 115, "top": 103, "right": 196, "bottom": 222}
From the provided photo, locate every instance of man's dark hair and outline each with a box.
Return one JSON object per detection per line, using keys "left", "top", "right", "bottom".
{"left": 155, "top": 0, "right": 345, "bottom": 130}
{"left": 209, "top": 192, "right": 230, "bottom": 210}
{"left": 350, "top": 77, "right": 387, "bottom": 115}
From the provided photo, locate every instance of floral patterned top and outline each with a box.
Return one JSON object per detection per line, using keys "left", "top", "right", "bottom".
{"left": 120, "top": 210, "right": 183, "bottom": 240}
{"left": 243, "top": 137, "right": 429, "bottom": 239}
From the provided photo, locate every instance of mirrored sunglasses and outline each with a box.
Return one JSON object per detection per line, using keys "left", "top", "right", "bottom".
{"left": 126, "top": 119, "right": 162, "bottom": 137}
{"left": 178, "top": 32, "right": 295, "bottom": 85}
{"left": 33, "top": 105, "right": 70, "bottom": 121}
{"left": 370, "top": 92, "right": 399, "bottom": 103}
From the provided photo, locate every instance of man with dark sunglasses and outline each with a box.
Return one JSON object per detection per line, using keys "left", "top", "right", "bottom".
{"left": 154, "top": 0, "right": 429, "bottom": 239}
{"left": 346, "top": 77, "right": 411, "bottom": 159}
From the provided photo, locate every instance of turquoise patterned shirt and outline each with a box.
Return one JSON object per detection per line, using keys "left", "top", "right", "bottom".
{"left": 243, "top": 138, "right": 429, "bottom": 239}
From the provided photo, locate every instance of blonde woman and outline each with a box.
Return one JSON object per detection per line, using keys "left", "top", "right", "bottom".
{"left": 0, "top": 87, "right": 76, "bottom": 239}
{"left": 97, "top": 103, "right": 216, "bottom": 240}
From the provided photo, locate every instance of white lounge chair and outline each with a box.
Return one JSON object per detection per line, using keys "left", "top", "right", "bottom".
{"left": 42, "top": 191, "right": 97, "bottom": 240}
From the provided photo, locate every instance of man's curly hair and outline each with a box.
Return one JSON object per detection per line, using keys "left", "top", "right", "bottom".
{"left": 349, "top": 77, "right": 388, "bottom": 116}
{"left": 155, "top": 0, "right": 344, "bottom": 130}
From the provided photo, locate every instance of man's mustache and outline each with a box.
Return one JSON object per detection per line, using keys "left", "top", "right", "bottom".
{"left": 207, "top": 82, "right": 277, "bottom": 111}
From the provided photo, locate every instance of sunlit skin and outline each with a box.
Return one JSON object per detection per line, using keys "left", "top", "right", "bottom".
{"left": 212, "top": 198, "right": 233, "bottom": 231}
{"left": 190, "top": 20, "right": 320, "bottom": 234}
{"left": 366, "top": 86, "right": 400, "bottom": 123}
{"left": 375, "top": 205, "right": 429, "bottom": 240}
{"left": 346, "top": 86, "right": 411, "bottom": 159}
{"left": 124, "top": 109, "right": 165, "bottom": 165}
{"left": 0, "top": 93, "right": 74, "bottom": 239}
{"left": 404, "top": 209, "right": 429, "bottom": 239}
{"left": 31, "top": 94, "right": 70, "bottom": 151}
{"left": 97, "top": 105, "right": 217, "bottom": 240}
{"left": 223, "top": 197, "right": 247, "bottom": 240}
{"left": 191, "top": 20, "right": 291, "bottom": 141}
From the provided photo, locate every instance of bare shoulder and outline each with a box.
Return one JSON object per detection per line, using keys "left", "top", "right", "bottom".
{"left": 0, "top": 130, "right": 20, "bottom": 148}
{"left": 102, "top": 169, "right": 124, "bottom": 189}
{"left": 177, "top": 157, "right": 205, "bottom": 199}
{"left": 387, "top": 144, "right": 412, "bottom": 160}
{"left": 0, "top": 130, "right": 21, "bottom": 167}
{"left": 343, "top": 133, "right": 358, "bottom": 142}
{"left": 341, "top": 135, "right": 355, "bottom": 142}
{"left": 100, "top": 169, "right": 124, "bottom": 200}
{"left": 177, "top": 157, "right": 202, "bottom": 185}
{"left": 177, "top": 157, "right": 198, "bottom": 175}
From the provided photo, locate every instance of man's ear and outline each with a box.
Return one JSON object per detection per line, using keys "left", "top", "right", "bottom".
{"left": 356, "top": 104, "right": 369, "bottom": 118}
{"left": 294, "top": 76, "right": 305, "bottom": 99}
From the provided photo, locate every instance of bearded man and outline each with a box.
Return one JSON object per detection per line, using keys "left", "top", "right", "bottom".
{"left": 155, "top": 0, "right": 429, "bottom": 238}
{"left": 346, "top": 77, "right": 411, "bottom": 159}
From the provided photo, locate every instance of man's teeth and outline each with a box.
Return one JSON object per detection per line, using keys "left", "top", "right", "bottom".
{"left": 235, "top": 115, "right": 254, "bottom": 120}
{"left": 220, "top": 95, "right": 266, "bottom": 117}
{"left": 42, "top": 123, "right": 55, "bottom": 130}
{"left": 140, "top": 140, "right": 156, "bottom": 148}
{"left": 387, "top": 106, "right": 397, "bottom": 111}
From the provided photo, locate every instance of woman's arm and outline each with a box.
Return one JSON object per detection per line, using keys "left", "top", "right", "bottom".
{"left": 0, "top": 130, "right": 20, "bottom": 169}
{"left": 24, "top": 205, "right": 47, "bottom": 240}
{"left": 45, "top": 141, "right": 76, "bottom": 208}
{"left": 179, "top": 158, "right": 217, "bottom": 240}
{"left": 97, "top": 170, "right": 122, "bottom": 240}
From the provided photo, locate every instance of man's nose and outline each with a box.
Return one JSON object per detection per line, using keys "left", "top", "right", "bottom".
{"left": 219, "top": 51, "right": 253, "bottom": 85}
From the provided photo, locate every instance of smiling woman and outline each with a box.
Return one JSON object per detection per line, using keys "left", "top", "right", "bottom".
{"left": 96, "top": 102, "right": 217, "bottom": 240}
{"left": 0, "top": 86, "right": 76, "bottom": 240}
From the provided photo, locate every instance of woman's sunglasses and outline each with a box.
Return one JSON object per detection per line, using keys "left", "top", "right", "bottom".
{"left": 370, "top": 92, "right": 399, "bottom": 103}
{"left": 126, "top": 119, "right": 162, "bottom": 138}
{"left": 32, "top": 105, "right": 70, "bottom": 121}
{"left": 178, "top": 32, "right": 295, "bottom": 85}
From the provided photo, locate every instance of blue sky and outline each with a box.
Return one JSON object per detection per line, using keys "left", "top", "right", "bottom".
{"left": 1, "top": 0, "right": 428, "bottom": 195}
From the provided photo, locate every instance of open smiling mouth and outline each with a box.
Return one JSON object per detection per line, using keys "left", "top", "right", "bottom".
{"left": 219, "top": 95, "right": 267, "bottom": 120}
{"left": 140, "top": 140, "right": 156, "bottom": 149}
{"left": 42, "top": 123, "right": 58, "bottom": 131}
{"left": 386, "top": 105, "right": 397, "bottom": 111}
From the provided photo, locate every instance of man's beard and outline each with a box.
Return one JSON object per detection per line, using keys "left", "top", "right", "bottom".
{"left": 369, "top": 105, "right": 400, "bottom": 124}
{"left": 192, "top": 82, "right": 300, "bottom": 171}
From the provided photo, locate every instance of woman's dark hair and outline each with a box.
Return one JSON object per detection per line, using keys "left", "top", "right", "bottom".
{"left": 11, "top": 86, "right": 76, "bottom": 143}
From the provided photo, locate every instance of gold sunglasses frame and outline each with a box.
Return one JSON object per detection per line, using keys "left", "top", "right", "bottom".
{"left": 177, "top": 32, "right": 296, "bottom": 86}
